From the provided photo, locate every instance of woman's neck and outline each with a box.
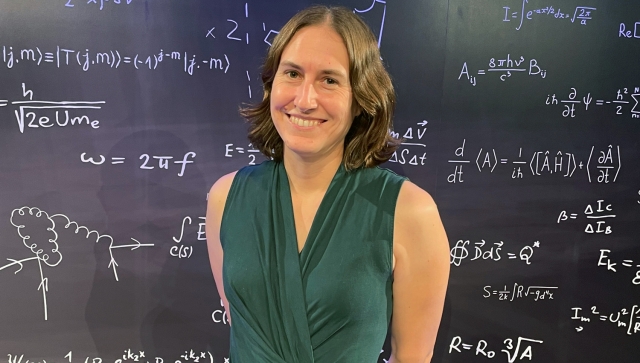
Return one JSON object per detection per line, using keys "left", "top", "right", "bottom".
{"left": 282, "top": 149, "right": 342, "bottom": 197}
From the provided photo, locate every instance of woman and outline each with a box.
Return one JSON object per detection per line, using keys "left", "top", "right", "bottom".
{"left": 206, "top": 5, "right": 450, "bottom": 363}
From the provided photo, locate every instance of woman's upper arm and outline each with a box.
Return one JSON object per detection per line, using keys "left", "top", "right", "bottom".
{"left": 205, "top": 171, "right": 237, "bottom": 324}
{"left": 390, "top": 181, "right": 450, "bottom": 363}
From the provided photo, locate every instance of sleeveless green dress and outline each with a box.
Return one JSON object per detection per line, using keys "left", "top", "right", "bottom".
{"left": 220, "top": 160, "right": 407, "bottom": 362}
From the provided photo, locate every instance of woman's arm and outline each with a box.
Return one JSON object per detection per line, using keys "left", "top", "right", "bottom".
{"left": 205, "top": 171, "right": 237, "bottom": 326}
{"left": 389, "top": 181, "right": 450, "bottom": 363}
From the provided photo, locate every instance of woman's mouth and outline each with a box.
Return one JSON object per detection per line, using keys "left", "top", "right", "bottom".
{"left": 288, "top": 114, "right": 325, "bottom": 127}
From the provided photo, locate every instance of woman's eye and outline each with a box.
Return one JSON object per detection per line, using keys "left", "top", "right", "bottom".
{"left": 286, "top": 70, "right": 299, "bottom": 78}
{"left": 324, "top": 78, "right": 337, "bottom": 85}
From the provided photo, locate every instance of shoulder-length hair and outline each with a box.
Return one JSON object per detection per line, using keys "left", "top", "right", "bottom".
{"left": 241, "top": 5, "right": 401, "bottom": 170}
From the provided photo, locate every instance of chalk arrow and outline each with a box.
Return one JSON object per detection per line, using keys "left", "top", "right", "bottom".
{"left": 110, "top": 238, "right": 155, "bottom": 250}
{"left": 38, "top": 277, "right": 49, "bottom": 292}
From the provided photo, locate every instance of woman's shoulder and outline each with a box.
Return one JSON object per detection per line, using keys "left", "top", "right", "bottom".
{"left": 209, "top": 170, "right": 238, "bottom": 194}
{"left": 208, "top": 160, "right": 277, "bottom": 208}
{"left": 396, "top": 180, "right": 437, "bottom": 215}
{"left": 394, "top": 180, "right": 446, "bottom": 252}
{"left": 396, "top": 180, "right": 439, "bottom": 231}
{"left": 207, "top": 170, "right": 239, "bottom": 214}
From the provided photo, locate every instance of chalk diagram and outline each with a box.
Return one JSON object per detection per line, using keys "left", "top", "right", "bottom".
{"left": 0, "top": 206, "right": 154, "bottom": 320}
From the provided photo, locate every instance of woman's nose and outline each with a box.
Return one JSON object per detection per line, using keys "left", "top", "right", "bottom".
{"left": 294, "top": 80, "right": 318, "bottom": 112}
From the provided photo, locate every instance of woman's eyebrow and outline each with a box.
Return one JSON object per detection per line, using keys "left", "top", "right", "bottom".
{"left": 319, "top": 68, "right": 347, "bottom": 79}
{"left": 280, "top": 60, "right": 303, "bottom": 70}
{"left": 279, "top": 60, "right": 347, "bottom": 79}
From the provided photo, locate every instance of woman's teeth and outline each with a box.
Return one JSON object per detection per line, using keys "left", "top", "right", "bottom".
{"left": 289, "top": 115, "right": 321, "bottom": 127}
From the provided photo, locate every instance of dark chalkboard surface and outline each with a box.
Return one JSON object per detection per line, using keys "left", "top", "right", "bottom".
{"left": 0, "top": 0, "right": 638, "bottom": 362}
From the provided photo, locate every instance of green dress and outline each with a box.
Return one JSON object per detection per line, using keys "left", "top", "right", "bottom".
{"left": 220, "top": 160, "right": 407, "bottom": 362}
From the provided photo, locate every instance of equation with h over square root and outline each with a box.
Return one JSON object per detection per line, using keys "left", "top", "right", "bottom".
{"left": 1, "top": 83, "right": 104, "bottom": 134}
{"left": 447, "top": 139, "right": 621, "bottom": 184}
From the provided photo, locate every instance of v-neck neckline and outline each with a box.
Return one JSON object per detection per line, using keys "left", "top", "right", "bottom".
{"left": 279, "top": 162, "right": 345, "bottom": 257}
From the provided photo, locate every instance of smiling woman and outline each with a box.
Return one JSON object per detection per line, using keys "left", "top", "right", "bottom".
{"left": 270, "top": 24, "right": 356, "bottom": 165}
{"left": 242, "top": 5, "right": 400, "bottom": 170}
{"left": 206, "top": 5, "right": 450, "bottom": 363}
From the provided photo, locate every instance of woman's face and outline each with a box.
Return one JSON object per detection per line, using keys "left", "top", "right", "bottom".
{"left": 270, "top": 24, "right": 358, "bottom": 162}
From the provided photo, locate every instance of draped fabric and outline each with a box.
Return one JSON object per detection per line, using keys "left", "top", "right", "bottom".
{"left": 220, "top": 160, "right": 407, "bottom": 362}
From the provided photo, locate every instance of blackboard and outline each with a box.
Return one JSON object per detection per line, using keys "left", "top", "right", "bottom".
{"left": 0, "top": 0, "right": 638, "bottom": 362}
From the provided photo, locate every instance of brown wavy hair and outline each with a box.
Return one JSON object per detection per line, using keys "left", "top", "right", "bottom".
{"left": 241, "top": 5, "right": 401, "bottom": 170}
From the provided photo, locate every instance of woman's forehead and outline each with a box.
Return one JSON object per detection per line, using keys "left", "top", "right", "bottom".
{"left": 279, "top": 25, "right": 350, "bottom": 76}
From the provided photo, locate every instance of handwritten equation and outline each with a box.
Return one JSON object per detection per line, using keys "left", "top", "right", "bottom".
{"left": 224, "top": 143, "right": 261, "bottom": 165}
{"left": 8, "top": 350, "right": 227, "bottom": 363}
{"left": 203, "top": 3, "right": 269, "bottom": 98}
{"left": 0, "top": 83, "right": 104, "bottom": 134}
{"left": 545, "top": 87, "right": 640, "bottom": 118}
{"left": 571, "top": 304, "right": 640, "bottom": 335}
{"left": 619, "top": 21, "right": 640, "bottom": 40}
{"left": 205, "top": 3, "right": 277, "bottom": 47}
{"left": 598, "top": 249, "right": 640, "bottom": 286}
{"left": 171, "top": 216, "right": 208, "bottom": 259}
{"left": 2, "top": 45, "right": 230, "bottom": 76}
{"left": 388, "top": 120, "right": 428, "bottom": 166}
{"left": 557, "top": 199, "right": 615, "bottom": 235}
{"left": 458, "top": 55, "right": 546, "bottom": 86}
{"left": 447, "top": 140, "right": 621, "bottom": 184}
{"left": 483, "top": 283, "right": 557, "bottom": 301}
{"left": 2, "top": 206, "right": 153, "bottom": 320}
{"left": 449, "top": 335, "right": 544, "bottom": 362}
{"left": 80, "top": 152, "right": 196, "bottom": 177}
{"left": 64, "top": 0, "right": 133, "bottom": 10}
{"left": 503, "top": 0, "right": 596, "bottom": 30}
{"left": 449, "top": 239, "right": 540, "bottom": 267}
